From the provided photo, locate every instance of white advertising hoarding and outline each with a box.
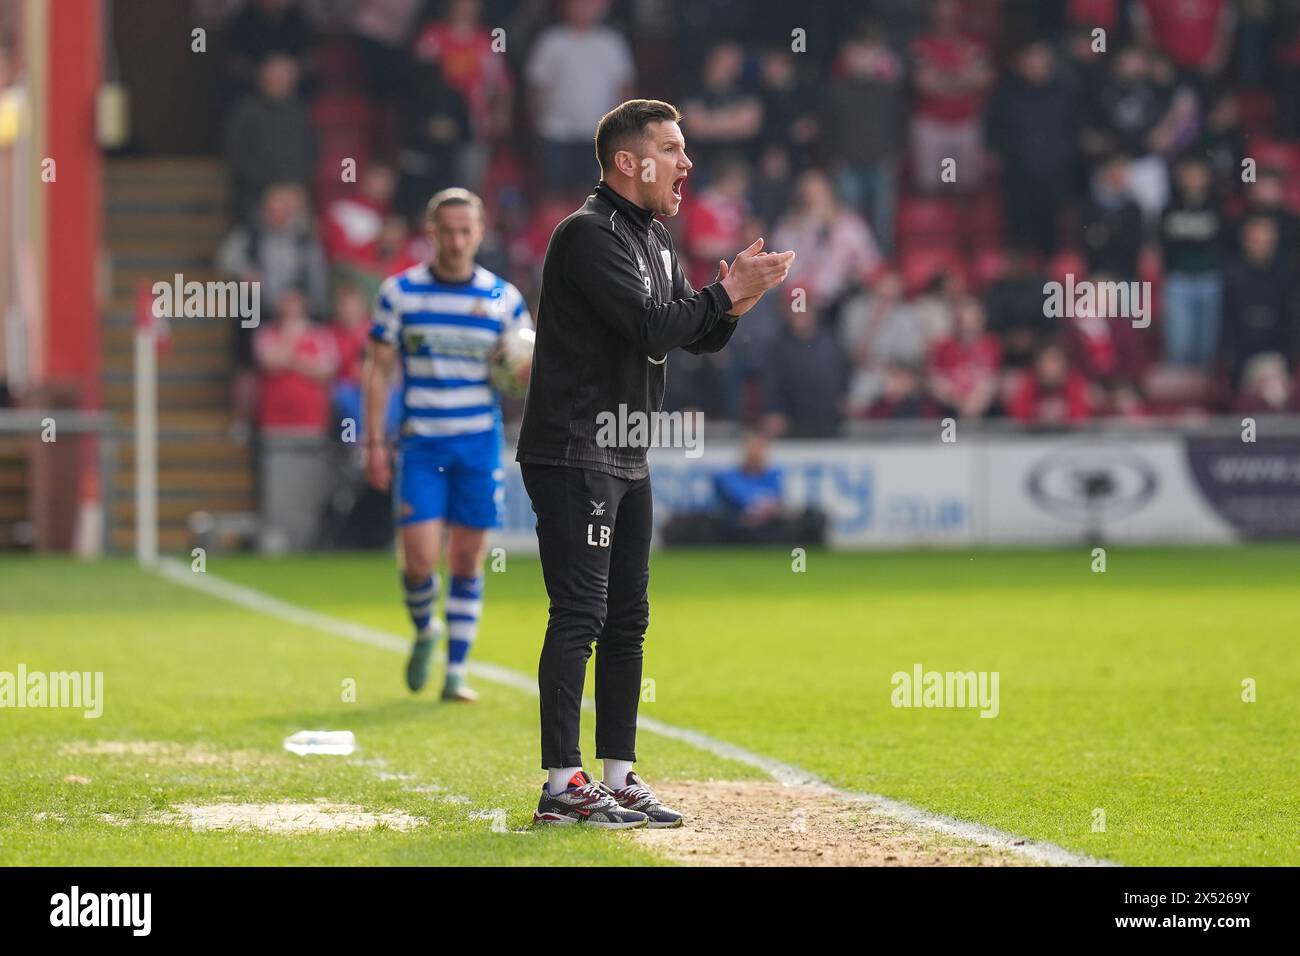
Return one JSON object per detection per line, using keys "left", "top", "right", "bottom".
{"left": 977, "top": 437, "right": 1235, "bottom": 545}
{"left": 494, "top": 433, "right": 1254, "bottom": 552}
{"left": 496, "top": 439, "right": 975, "bottom": 553}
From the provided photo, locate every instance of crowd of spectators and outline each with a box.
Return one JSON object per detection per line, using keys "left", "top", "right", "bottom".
{"left": 212, "top": 0, "right": 1300, "bottom": 445}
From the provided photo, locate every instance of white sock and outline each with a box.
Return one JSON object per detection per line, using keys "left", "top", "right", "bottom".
{"left": 603, "top": 759, "right": 633, "bottom": 790}
{"left": 548, "top": 767, "right": 582, "bottom": 795}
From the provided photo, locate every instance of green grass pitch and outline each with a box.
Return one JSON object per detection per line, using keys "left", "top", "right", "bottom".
{"left": 1, "top": 546, "right": 1296, "bottom": 866}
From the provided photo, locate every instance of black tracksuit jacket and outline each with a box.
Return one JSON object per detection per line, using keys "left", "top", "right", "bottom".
{"left": 516, "top": 181, "right": 737, "bottom": 480}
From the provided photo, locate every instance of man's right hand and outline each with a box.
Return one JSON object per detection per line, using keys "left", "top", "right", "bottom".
{"left": 365, "top": 442, "right": 392, "bottom": 491}
{"left": 720, "top": 238, "right": 795, "bottom": 306}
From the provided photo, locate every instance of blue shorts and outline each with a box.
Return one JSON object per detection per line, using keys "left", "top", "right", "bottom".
{"left": 395, "top": 431, "right": 504, "bottom": 529}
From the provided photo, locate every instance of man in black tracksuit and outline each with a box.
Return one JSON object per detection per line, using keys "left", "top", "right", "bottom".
{"left": 519, "top": 99, "right": 793, "bottom": 829}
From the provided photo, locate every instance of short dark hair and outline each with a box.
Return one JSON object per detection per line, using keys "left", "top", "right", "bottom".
{"left": 594, "top": 99, "right": 682, "bottom": 177}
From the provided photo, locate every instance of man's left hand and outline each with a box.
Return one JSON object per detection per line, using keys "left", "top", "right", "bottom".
{"left": 717, "top": 258, "right": 762, "bottom": 317}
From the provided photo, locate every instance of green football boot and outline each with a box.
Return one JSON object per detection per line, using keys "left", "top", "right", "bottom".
{"left": 405, "top": 620, "right": 443, "bottom": 692}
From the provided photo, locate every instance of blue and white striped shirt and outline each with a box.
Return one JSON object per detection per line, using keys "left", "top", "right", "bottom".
{"left": 371, "top": 263, "right": 532, "bottom": 439}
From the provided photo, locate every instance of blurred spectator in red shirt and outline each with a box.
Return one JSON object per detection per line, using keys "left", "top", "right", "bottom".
{"left": 1132, "top": 0, "right": 1234, "bottom": 77}
{"left": 1234, "top": 352, "right": 1298, "bottom": 414}
{"left": 328, "top": 281, "right": 402, "bottom": 440}
{"left": 415, "top": 0, "right": 512, "bottom": 139}
{"left": 413, "top": 0, "right": 513, "bottom": 190}
{"left": 908, "top": 0, "right": 994, "bottom": 192}
{"left": 336, "top": 212, "right": 425, "bottom": 303}
{"left": 254, "top": 288, "right": 339, "bottom": 434}
{"left": 373, "top": 213, "right": 425, "bottom": 272}
{"left": 682, "top": 158, "right": 751, "bottom": 290}
{"left": 1008, "top": 342, "right": 1093, "bottom": 423}
{"left": 772, "top": 168, "right": 881, "bottom": 316}
{"left": 1061, "top": 272, "right": 1149, "bottom": 383}
{"left": 330, "top": 282, "right": 370, "bottom": 394}
{"left": 928, "top": 297, "right": 1002, "bottom": 419}
{"left": 323, "top": 163, "right": 396, "bottom": 263}
{"left": 217, "top": 183, "right": 324, "bottom": 438}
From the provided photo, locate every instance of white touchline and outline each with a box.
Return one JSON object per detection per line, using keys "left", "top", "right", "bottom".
{"left": 155, "top": 559, "right": 1114, "bottom": 867}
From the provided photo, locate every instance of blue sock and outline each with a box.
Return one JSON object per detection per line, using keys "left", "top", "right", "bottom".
{"left": 402, "top": 573, "right": 438, "bottom": 636}
{"left": 445, "top": 575, "right": 483, "bottom": 676}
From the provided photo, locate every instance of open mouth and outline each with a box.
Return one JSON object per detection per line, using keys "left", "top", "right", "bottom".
{"left": 671, "top": 176, "right": 686, "bottom": 200}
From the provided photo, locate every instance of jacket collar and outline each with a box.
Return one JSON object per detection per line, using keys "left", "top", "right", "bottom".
{"left": 594, "top": 181, "right": 655, "bottom": 233}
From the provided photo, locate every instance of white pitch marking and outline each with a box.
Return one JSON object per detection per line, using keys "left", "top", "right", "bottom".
{"left": 156, "top": 559, "right": 1114, "bottom": 866}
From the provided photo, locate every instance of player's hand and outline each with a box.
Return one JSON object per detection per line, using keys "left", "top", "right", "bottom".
{"left": 364, "top": 442, "right": 392, "bottom": 492}
{"left": 717, "top": 258, "right": 761, "bottom": 316}
{"left": 720, "top": 238, "right": 795, "bottom": 305}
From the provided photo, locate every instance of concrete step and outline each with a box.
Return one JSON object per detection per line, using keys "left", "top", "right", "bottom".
{"left": 105, "top": 176, "right": 227, "bottom": 203}
{"left": 103, "top": 348, "right": 235, "bottom": 376}
{"left": 106, "top": 210, "right": 228, "bottom": 240}
{"left": 106, "top": 156, "right": 227, "bottom": 179}
{"left": 107, "top": 236, "right": 228, "bottom": 259}
{"left": 112, "top": 526, "right": 195, "bottom": 552}
{"left": 103, "top": 321, "right": 232, "bottom": 353}
{"left": 112, "top": 464, "right": 254, "bottom": 494}
{"left": 102, "top": 156, "right": 252, "bottom": 555}
{"left": 107, "top": 409, "right": 234, "bottom": 432}
{"left": 119, "top": 438, "right": 252, "bottom": 468}
{"left": 0, "top": 498, "right": 27, "bottom": 520}
{"left": 103, "top": 378, "right": 229, "bottom": 412}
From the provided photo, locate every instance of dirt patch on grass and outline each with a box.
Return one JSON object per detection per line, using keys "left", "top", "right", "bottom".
{"left": 161, "top": 801, "right": 423, "bottom": 833}
{"left": 60, "top": 740, "right": 272, "bottom": 767}
{"left": 634, "top": 781, "right": 1029, "bottom": 867}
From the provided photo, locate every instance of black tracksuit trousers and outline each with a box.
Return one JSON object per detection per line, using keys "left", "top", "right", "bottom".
{"left": 521, "top": 463, "right": 652, "bottom": 769}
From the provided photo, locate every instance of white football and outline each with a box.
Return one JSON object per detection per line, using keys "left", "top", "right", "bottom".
{"left": 489, "top": 326, "right": 535, "bottom": 399}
